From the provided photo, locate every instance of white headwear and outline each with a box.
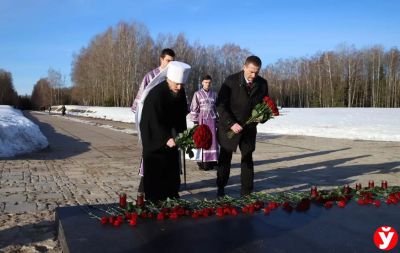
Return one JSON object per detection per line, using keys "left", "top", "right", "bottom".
{"left": 167, "top": 61, "right": 191, "bottom": 84}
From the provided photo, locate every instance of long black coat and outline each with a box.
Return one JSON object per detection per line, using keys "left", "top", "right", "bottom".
{"left": 216, "top": 71, "right": 268, "bottom": 152}
{"left": 140, "top": 81, "right": 187, "bottom": 202}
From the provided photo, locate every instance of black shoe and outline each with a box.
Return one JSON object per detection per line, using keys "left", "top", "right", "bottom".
{"left": 217, "top": 188, "right": 225, "bottom": 197}
{"left": 240, "top": 190, "right": 252, "bottom": 197}
{"left": 203, "top": 163, "right": 212, "bottom": 171}
{"left": 197, "top": 162, "right": 205, "bottom": 171}
{"left": 203, "top": 162, "right": 217, "bottom": 171}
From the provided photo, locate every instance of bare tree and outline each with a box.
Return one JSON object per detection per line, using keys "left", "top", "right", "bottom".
{"left": 31, "top": 78, "right": 51, "bottom": 109}
{"left": 47, "top": 68, "right": 64, "bottom": 105}
{"left": 0, "top": 69, "right": 18, "bottom": 106}
{"left": 68, "top": 21, "right": 399, "bottom": 108}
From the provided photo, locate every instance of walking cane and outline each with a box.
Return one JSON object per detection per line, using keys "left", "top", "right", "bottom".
{"left": 182, "top": 149, "right": 187, "bottom": 189}
{"left": 202, "top": 148, "right": 204, "bottom": 168}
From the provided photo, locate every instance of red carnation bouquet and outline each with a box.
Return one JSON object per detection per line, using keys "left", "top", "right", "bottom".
{"left": 175, "top": 124, "right": 212, "bottom": 157}
{"left": 192, "top": 125, "right": 213, "bottom": 150}
{"left": 228, "top": 96, "right": 279, "bottom": 138}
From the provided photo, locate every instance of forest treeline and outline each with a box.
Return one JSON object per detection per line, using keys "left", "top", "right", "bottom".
{"left": 70, "top": 22, "right": 249, "bottom": 107}
{"left": 3, "top": 21, "right": 399, "bottom": 109}
{"left": 0, "top": 69, "right": 31, "bottom": 109}
{"left": 0, "top": 69, "right": 18, "bottom": 106}
{"left": 266, "top": 45, "right": 400, "bottom": 107}
{"left": 69, "top": 21, "right": 400, "bottom": 108}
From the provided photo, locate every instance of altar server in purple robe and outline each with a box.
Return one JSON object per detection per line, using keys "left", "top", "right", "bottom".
{"left": 190, "top": 74, "right": 219, "bottom": 171}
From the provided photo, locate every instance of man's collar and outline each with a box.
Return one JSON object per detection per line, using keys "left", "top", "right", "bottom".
{"left": 244, "top": 74, "right": 250, "bottom": 84}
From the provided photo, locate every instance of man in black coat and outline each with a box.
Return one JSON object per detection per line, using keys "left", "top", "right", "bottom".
{"left": 216, "top": 56, "right": 268, "bottom": 197}
{"left": 139, "top": 61, "right": 190, "bottom": 202}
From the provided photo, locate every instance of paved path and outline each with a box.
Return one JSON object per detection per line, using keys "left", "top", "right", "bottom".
{"left": 1, "top": 111, "right": 400, "bottom": 214}
{"left": 1, "top": 111, "right": 400, "bottom": 252}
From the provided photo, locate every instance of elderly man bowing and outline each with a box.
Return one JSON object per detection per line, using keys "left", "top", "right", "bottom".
{"left": 139, "top": 61, "right": 191, "bottom": 202}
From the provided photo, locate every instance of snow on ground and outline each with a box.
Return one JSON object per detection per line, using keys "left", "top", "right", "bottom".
{"left": 54, "top": 105, "right": 400, "bottom": 142}
{"left": 259, "top": 108, "right": 400, "bottom": 142}
{"left": 1, "top": 105, "right": 398, "bottom": 158}
{"left": 0, "top": 105, "right": 48, "bottom": 157}
{"left": 51, "top": 105, "right": 134, "bottom": 123}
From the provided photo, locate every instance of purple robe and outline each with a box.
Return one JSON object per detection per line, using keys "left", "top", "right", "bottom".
{"left": 190, "top": 89, "right": 218, "bottom": 162}
{"left": 131, "top": 67, "right": 161, "bottom": 112}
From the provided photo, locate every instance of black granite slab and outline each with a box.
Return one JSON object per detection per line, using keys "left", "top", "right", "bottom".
{"left": 56, "top": 202, "right": 399, "bottom": 253}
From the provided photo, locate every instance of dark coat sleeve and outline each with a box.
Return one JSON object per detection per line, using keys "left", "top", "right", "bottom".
{"left": 216, "top": 77, "right": 238, "bottom": 130}
{"left": 174, "top": 87, "right": 188, "bottom": 134}
{"left": 140, "top": 89, "right": 172, "bottom": 155}
{"left": 216, "top": 72, "right": 269, "bottom": 152}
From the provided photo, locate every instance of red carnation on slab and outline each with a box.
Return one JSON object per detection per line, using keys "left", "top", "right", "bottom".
{"left": 337, "top": 200, "right": 346, "bottom": 208}
{"left": 357, "top": 199, "right": 366, "bottom": 205}
{"left": 223, "top": 207, "right": 231, "bottom": 215}
{"left": 231, "top": 208, "right": 238, "bottom": 216}
{"left": 268, "top": 202, "right": 280, "bottom": 210}
{"left": 108, "top": 216, "right": 115, "bottom": 224}
{"left": 129, "top": 219, "right": 137, "bottom": 226}
{"left": 282, "top": 202, "right": 293, "bottom": 212}
{"left": 190, "top": 212, "right": 197, "bottom": 218}
{"left": 169, "top": 212, "right": 178, "bottom": 219}
{"left": 100, "top": 216, "right": 108, "bottom": 225}
{"left": 373, "top": 200, "right": 381, "bottom": 208}
{"left": 89, "top": 184, "right": 400, "bottom": 229}
{"left": 216, "top": 207, "right": 224, "bottom": 217}
{"left": 296, "top": 198, "right": 311, "bottom": 212}
{"left": 113, "top": 220, "right": 121, "bottom": 227}
{"left": 157, "top": 212, "right": 165, "bottom": 220}
{"left": 324, "top": 201, "right": 333, "bottom": 209}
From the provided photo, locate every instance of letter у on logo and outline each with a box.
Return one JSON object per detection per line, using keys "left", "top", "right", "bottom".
{"left": 373, "top": 226, "right": 398, "bottom": 251}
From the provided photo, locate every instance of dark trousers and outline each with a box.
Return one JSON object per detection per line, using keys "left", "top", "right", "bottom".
{"left": 217, "top": 146, "right": 254, "bottom": 196}
{"left": 138, "top": 176, "right": 144, "bottom": 193}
